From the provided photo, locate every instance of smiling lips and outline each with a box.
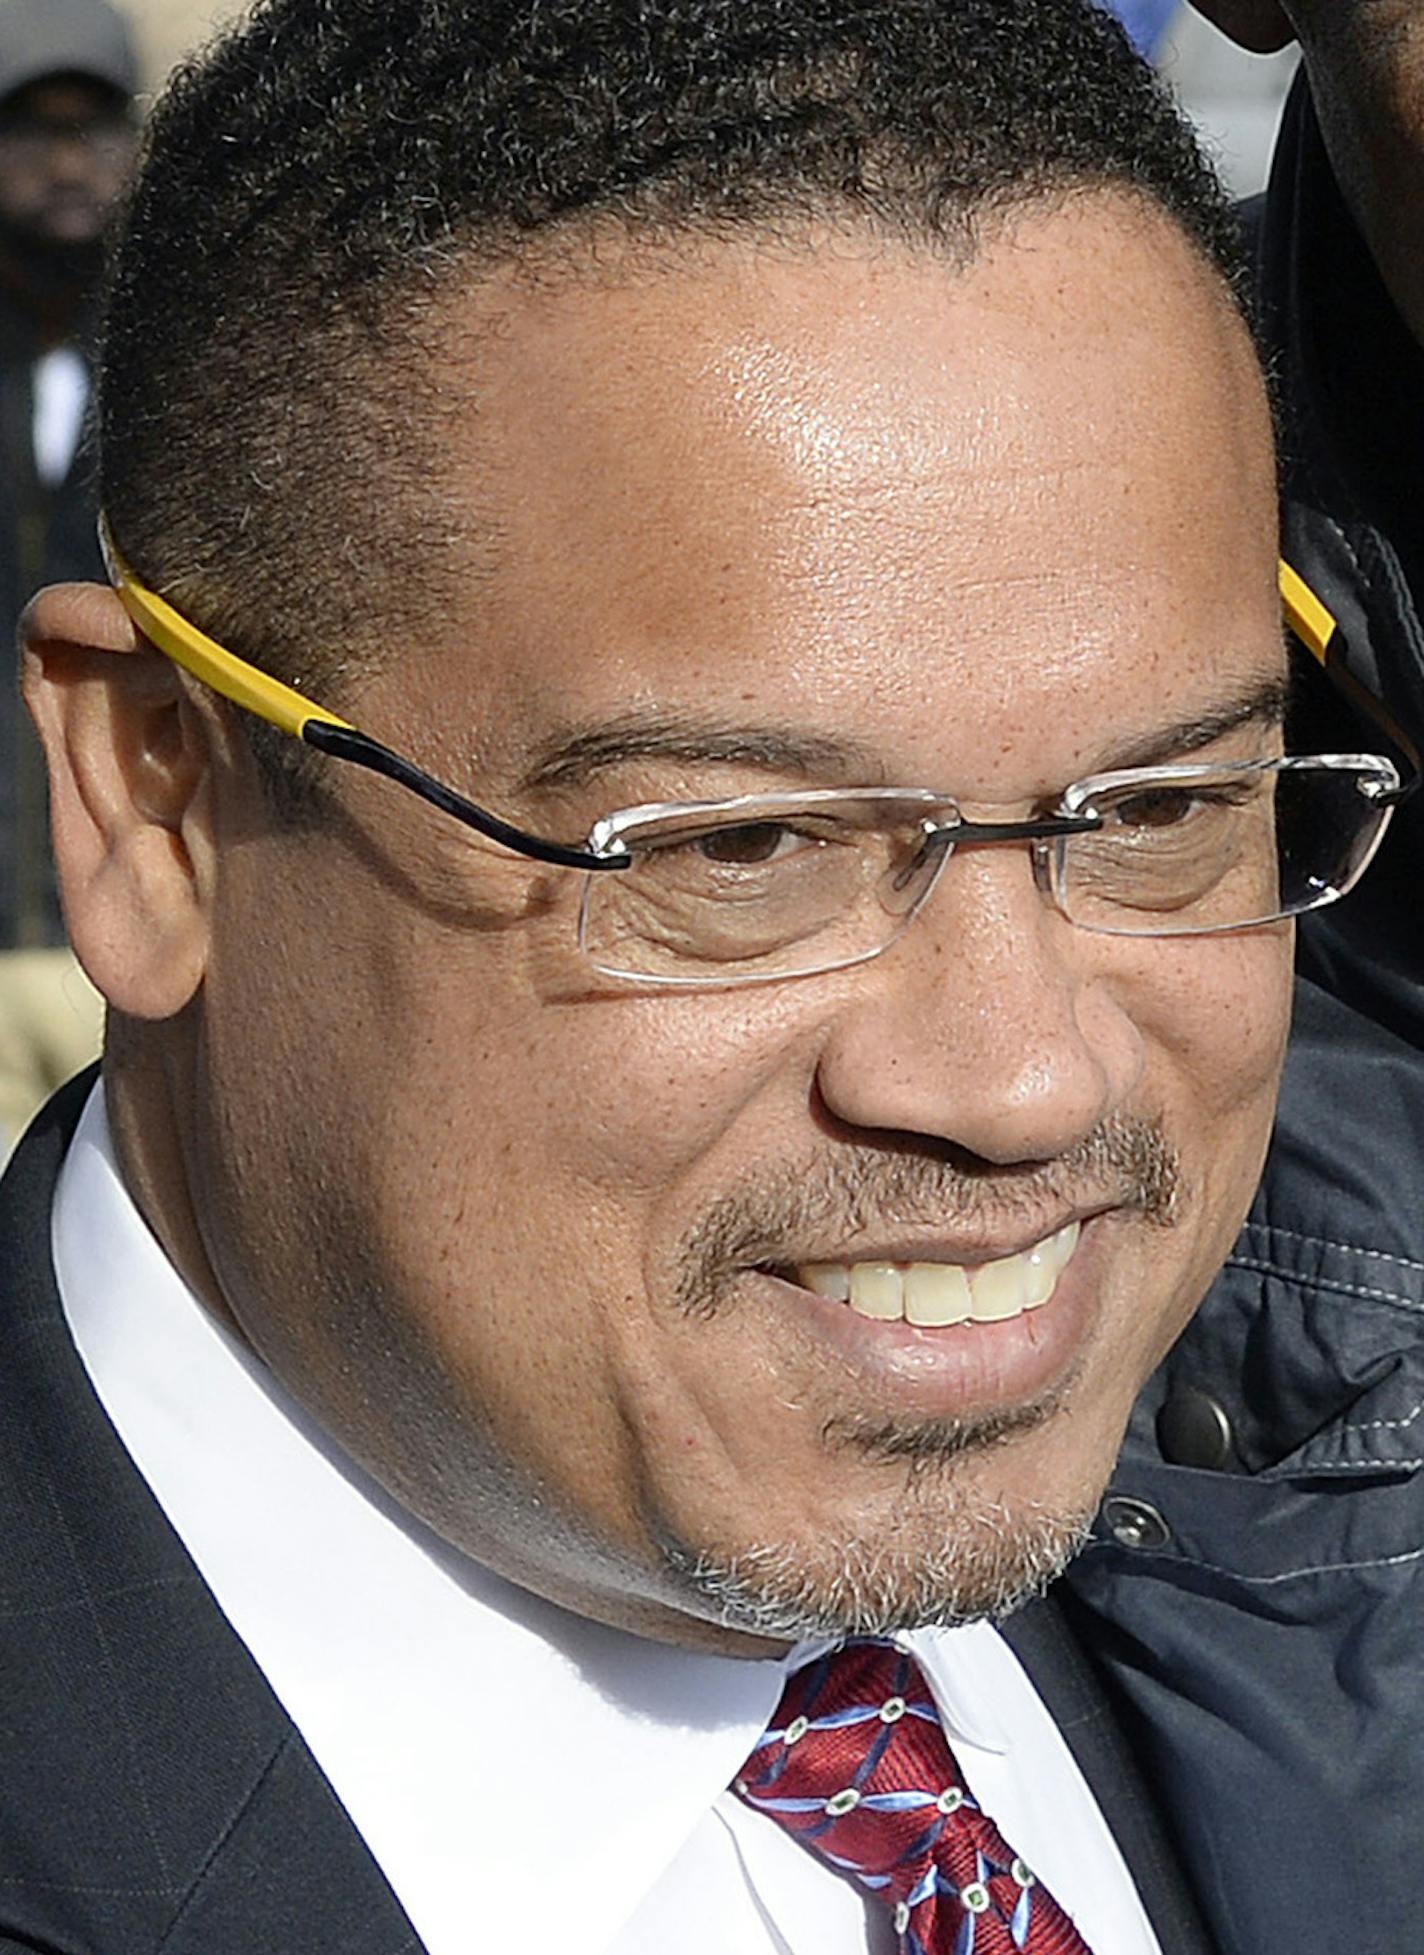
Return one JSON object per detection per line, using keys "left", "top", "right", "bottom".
{"left": 797, "top": 1219, "right": 1083, "bottom": 1328}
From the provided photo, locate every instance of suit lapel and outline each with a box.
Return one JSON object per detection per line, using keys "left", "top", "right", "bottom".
{"left": 1, "top": 1080, "right": 1218, "bottom": 1953}
{"left": 0, "top": 1074, "right": 424, "bottom": 1955}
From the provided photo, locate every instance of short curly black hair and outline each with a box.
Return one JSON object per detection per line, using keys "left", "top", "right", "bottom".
{"left": 100, "top": 0, "right": 1242, "bottom": 738}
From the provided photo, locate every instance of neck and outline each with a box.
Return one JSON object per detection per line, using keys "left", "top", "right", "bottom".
{"left": 102, "top": 1023, "right": 239, "bottom": 1338}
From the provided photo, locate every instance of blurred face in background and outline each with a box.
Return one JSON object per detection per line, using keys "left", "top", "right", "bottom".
{"left": 0, "top": 75, "right": 135, "bottom": 259}
{"left": 1191, "top": 1, "right": 1424, "bottom": 338}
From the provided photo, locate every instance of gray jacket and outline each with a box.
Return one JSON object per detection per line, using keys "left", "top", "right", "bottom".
{"left": 1066, "top": 977, "right": 1424, "bottom": 1949}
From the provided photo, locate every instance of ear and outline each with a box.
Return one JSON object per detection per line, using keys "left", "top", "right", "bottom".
{"left": 1186, "top": 1, "right": 1295, "bottom": 52}
{"left": 21, "top": 582, "right": 216, "bottom": 1021}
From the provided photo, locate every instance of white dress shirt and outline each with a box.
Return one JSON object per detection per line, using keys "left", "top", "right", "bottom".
{"left": 53, "top": 1084, "right": 1162, "bottom": 1955}
{"left": 32, "top": 345, "right": 88, "bottom": 487}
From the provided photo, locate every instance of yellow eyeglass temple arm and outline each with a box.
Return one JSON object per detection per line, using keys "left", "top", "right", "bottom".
{"left": 1278, "top": 560, "right": 1335, "bottom": 667}
{"left": 1277, "top": 557, "right": 1419, "bottom": 771}
{"left": 96, "top": 512, "right": 635, "bottom": 873}
{"left": 98, "top": 514, "right": 353, "bottom": 742}
{"left": 100, "top": 517, "right": 1401, "bottom": 778}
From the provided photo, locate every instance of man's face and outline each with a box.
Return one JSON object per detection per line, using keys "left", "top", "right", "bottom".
{"left": 184, "top": 193, "right": 1288, "bottom": 1650}
{"left": 0, "top": 76, "right": 135, "bottom": 251}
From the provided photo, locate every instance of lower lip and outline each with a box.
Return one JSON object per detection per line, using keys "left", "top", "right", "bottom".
{"left": 749, "top": 1226, "right": 1106, "bottom": 1421}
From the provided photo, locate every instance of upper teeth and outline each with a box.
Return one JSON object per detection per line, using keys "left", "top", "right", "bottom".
{"left": 799, "top": 1220, "right": 1081, "bottom": 1328}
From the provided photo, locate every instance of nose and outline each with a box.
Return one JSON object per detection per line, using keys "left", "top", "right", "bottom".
{"left": 813, "top": 847, "right": 1143, "bottom": 1165}
{"left": 40, "top": 128, "right": 107, "bottom": 185}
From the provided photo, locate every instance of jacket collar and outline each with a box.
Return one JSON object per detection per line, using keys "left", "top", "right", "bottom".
{"left": 0, "top": 1071, "right": 422, "bottom": 1953}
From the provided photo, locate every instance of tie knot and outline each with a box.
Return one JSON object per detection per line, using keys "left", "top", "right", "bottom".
{"left": 735, "top": 1641, "right": 1093, "bottom": 1952}
{"left": 736, "top": 1642, "right": 970, "bottom": 1905}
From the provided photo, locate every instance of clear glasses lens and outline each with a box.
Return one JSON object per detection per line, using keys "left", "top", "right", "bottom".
{"left": 579, "top": 795, "right": 948, "bottom": 983}
{"left": 1060, "top": 758, "right": 1397, "bottom": 937}
{"left": 578, "top": 759, "right": 1398, "bottom": 980}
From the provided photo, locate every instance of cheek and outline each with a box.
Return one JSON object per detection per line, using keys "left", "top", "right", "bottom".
{"left": 303, "top": 939, "right": 818, "bottom": 1326}
{"left": 1072, "top": 935, "right": 1292, "bottom": 1404}
{"left": 510, "top": 988, "right": 819, "bottom": 1200}
{"left": 1125, "top": 925, "right": 1292, "bottom": 1261}
{"left": 1150, "top": 930, "right": 1294, "bottom": 1121}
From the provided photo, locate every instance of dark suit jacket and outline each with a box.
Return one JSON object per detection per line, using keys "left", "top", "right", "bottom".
{"left": 0, "top": 291, "right": 106, "bottom": 950}
{"left": 0, "top": 1075, "right": 1212, "bottom": 1953}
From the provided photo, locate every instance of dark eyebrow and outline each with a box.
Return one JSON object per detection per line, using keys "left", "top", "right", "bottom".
{"left": 1091, "top": 673, "right": 1290, "bottom": 773}
{"left": 517, "top": 673, "right": 1291, "bottom": 797}
{"left": 518, "top": 712, "right": 883, "bottom": 795}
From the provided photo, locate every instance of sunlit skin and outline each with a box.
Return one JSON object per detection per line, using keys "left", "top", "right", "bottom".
{"left": 26, "top": 191, "right": 1289, "bottom": 1652}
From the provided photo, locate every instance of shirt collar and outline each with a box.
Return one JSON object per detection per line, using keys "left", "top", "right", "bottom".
{"left": 900, "top": 1629, "right": 1010, "bottom": 1756}
{"left": 53, "top": 1083, "right": 803, "bottom": 1955}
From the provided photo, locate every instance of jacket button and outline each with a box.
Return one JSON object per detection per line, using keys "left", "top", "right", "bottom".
{"left": 1155, "top": 1389, "right": 1235, "bottom": 1471}
{"left": 1102, "top": 1495, "right": 1171, "bottom": 1551}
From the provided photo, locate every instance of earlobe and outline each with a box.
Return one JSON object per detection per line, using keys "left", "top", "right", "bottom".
{"left": 21, "top": 582, "right": 214, "bottom": 1021}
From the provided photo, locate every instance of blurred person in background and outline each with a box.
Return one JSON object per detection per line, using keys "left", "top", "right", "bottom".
{"left": 0, "top": 0, "right": 137, "bottom": 1157}
{"left": 1177, "top": 1, "right": 1424, "bottom": 1046}
{"left": 1152, "top": 4, "right": 1298, "bottom": 197}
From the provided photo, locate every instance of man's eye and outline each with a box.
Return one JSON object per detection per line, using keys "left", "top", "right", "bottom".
{"left": 1109, "top": 789, "right": 1199, "bottom": 830}
{"left": 1105, "top": 781, "right": 1255, "bottom": 832}
{"left": 691, "top": 822, "right": 809, "bottom": 865}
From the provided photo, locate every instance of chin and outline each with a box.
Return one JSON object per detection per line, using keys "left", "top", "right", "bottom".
{"left": 656, "top": 1488, "right": 1095, "bottom": 1642}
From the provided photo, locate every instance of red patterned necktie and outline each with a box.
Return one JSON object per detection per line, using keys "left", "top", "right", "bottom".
{"left": 735, "top": 1639, "right": 1094, "bottom": 1954}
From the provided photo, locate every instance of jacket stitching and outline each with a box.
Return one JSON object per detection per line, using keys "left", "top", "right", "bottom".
{"left": 155, "top": 1731, "right": 298, "bottom": 1950}
{"left": 0, "top": 1875, "right": 184, "bottom": 1897}
{"left": 1239, "top": 1224, "right": 1424, "bottom": 1277}
{"left": 1091, "top": 1538, "right": 1424, "bottom": 1584}
{"left": 1271, "top": 1455, "right": 1424, "bottom": 1472}
{"left": 36, "top": 1474, "right": 175, "bottom": 1888}
{"left": 1336, "top": 1395, "right": 1424, "bottom": 1437}
{"left": 0, "top": 1572, "right": 197, "bottom": 1624}
{"left": 154, "top": 1734, "right": 421, "bottom": 1954}
{"left": 1225, "top": 1254, "right": 1423, "bottom": 1310}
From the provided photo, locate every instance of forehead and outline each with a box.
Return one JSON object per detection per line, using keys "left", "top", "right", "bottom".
{"left": 398, "top": 193, "right": 1279, "bottom": 798}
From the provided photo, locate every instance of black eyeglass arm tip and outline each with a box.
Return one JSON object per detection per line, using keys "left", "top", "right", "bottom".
{"left": 300, "top": 720, "right": 632, "bottom": 872}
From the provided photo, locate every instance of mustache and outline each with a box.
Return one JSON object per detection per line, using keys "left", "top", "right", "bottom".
{"left": 675, "top": 1113, "right": 1180, "bottom": 1319}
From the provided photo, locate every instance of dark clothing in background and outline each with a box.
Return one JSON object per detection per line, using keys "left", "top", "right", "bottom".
{"left": 0, "top": 286, "right": 102, "bottom": 950}
{"left": 1258, "top": 74, "right": 1424, "bottom": 1048}
{"left": 1061, "top": 76, "right": 1424, "bottom": 1950}
{"left": 1067, "top": 978, "right": 1424, "bottom": 1951}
